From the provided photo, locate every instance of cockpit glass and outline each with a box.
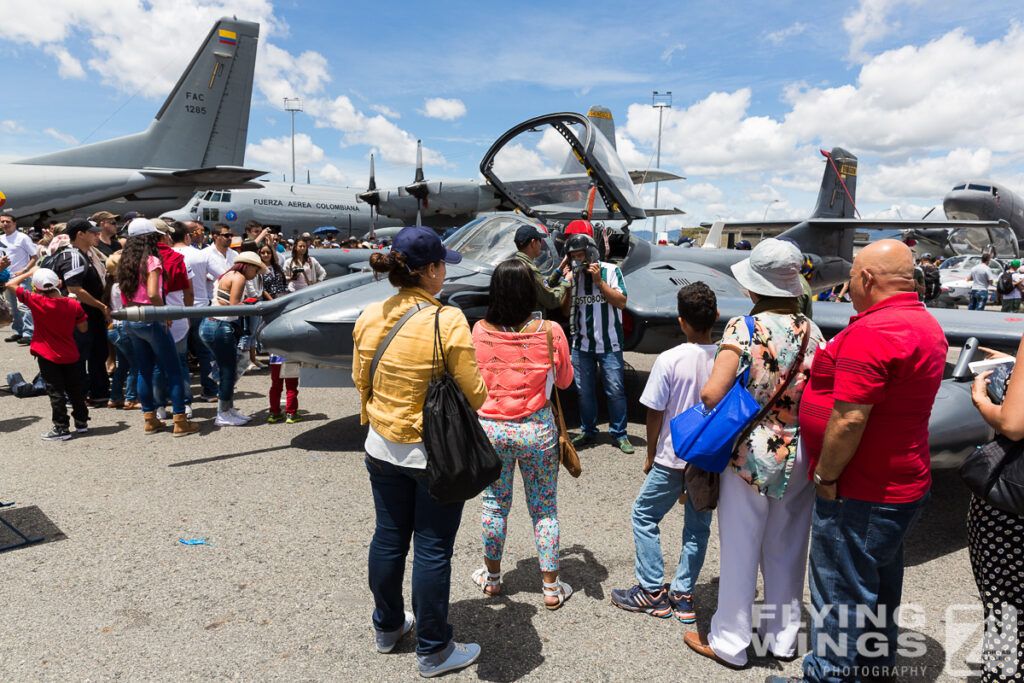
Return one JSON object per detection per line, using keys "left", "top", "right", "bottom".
{"left": 948, "top": 226, "right": 1019, "bottom": 260}
{"left": 221, "top": 192, "right": 231, "bottom": 202}
{"left": 589, "top": 125, "right": 643, "bottom": 211}
{"left": 967, "top": 184, "right": 991, "bottom": 192}
{"left": 952, "top": 184, "right": 966, "bottom": 191}
{"left": 446, "top": 216, "right": 552, "bottom": 269}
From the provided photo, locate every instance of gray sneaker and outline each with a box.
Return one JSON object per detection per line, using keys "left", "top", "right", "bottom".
{"left": 418, "top": 641, "right": 481, "bottom": 678}
{"left": 375, "top": 610, "right": 414, "bottom": 653}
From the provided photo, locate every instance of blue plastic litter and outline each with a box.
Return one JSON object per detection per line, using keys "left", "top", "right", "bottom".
{"left": 179, "top": 538, "right": 214, "bottom": 546}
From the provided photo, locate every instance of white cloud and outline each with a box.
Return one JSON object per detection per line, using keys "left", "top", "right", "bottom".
{"left": 0, "top": 120, "right": 25, "bottom": 134}
{"left": 318, "top": 163, "right": 350, "bottom": 185}
{"left": 766, "top": 22, "right": 807, "bottom": 46}
{"left": 492, "top": 143, "right": 560, "bottom": 180}
{"left": 661, "top": 43, "right": 685, "bottom": 65}
{"left": 843, "top": 0, "right": 922, "bottom": 62}
{"left": 859, "top": 148, "right": 993, "bottom": 202}
{"left": 370, "top": 104, "right": 400, "bottom": 119}
{"left": 245, "top": 134, "right": 325, "bottom": 179}
{"left": 43, "top": 127, "right": 78, "bottom": 145}
{"left": 419, "top": 98, "right": 466, "bottom": 121}
{"left": 44, "top": 45, "right": 85, "bottom": 79}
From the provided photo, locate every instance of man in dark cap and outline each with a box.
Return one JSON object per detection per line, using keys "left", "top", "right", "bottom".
{"left": 513, "top": 223, "right": 570, "bottom": 313}
{"left": 51, "top": 217, "right": 110, "bottom": 406}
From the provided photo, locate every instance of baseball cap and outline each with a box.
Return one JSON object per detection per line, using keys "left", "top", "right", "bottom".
{"left": 514, "top": 224, "right": 545, "bottom": 247}
{"left": 1012, "top": 260, "right": 1021, "bottom": 269}
{"left": 392, "top": 226, "right": 461, "bottom": 268}
{"left": 121, "top": 211, "right": 142, "bottom": 224}
{"left": 150, "top": 218, "right": 173, "bottom": 235}
{"left": 31, "top": 268, "right": 60, "bottom": 291}
{"left": 127, "top": 218, "right": 160, "bottom": 237}
{"left": 565, "top": 219, "right": 593, "bottom": 237}
{"left": 90, "top": 211, "right": 120, "bottom": 223}
{"left": 66, "top": 216, "right": 101, "bottom": 239}
{"left": 730, "top": 238, "right": 804, "bottom": 298}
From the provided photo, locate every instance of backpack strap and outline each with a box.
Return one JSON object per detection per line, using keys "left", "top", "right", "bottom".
{"left": 368, "top": 302, "right": 429, "bottom": 399}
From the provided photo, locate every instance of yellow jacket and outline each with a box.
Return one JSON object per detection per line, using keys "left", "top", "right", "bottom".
{"left": 352, "top": 287, "right": 487, "bottom": 443}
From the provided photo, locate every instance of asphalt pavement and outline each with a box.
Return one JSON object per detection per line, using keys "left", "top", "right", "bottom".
{"left": 0, "top": 342, "right": 985, "bottom": 681}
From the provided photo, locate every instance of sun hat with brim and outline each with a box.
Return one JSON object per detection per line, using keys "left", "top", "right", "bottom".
{"left": 730, "top": 238, "right": 804, "bottom": 298}
{"left": 32, "top": 268, "right": 61, "bottom": 291}
{"left": 234, "top": 251, "right": 267, "bottom": 274}
{"left": 392, "top": 225, "right": 461, "bottom": 268}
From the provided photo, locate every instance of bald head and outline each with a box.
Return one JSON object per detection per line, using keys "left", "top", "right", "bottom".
{"left": 849, "top": 239, "right": 917, "bottom": 312}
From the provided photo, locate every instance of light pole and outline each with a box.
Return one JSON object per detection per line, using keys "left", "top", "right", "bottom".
{"left": 283, "top": 97, "right": 303, "bottom": 183}
{"left": 763, "top": 198, "right": 780, "bottom": 221}
{"left": 651, "top": 91, "right": 672, "bottom": 241}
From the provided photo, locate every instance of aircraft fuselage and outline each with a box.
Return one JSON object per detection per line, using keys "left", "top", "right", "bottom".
{"left": 943, "top": 180, "right": 1024, "bottom": 236}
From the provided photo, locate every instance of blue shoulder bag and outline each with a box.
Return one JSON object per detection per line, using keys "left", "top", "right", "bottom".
{"left": 670, "top": 316, "right": 810, "bottom": 473}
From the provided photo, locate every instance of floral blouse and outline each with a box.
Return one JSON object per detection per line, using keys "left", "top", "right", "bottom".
{"left": 262, "top": 269, "right": 288, "bottom": 298}
{"left": 719, "top": 312, "right": 824, "bottom": 499}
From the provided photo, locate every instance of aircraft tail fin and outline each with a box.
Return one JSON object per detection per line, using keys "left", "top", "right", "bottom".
{"left": 560, "top": 105, "right": 616, "bottom": 174}
{"left": 21, "top": 18, "right": 258, "bottom": 170}
{"left": 810, "top": 147, "right": 858, "bottom": 219}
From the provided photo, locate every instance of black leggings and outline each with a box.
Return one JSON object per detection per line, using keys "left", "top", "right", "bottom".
{"left": 37, "top": 356, "right": 87, "bottom": 429}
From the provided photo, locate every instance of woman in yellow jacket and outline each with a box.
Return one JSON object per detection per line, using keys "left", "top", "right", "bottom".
{"left": 352, "top": 226, "right": 487, "bottom": 678}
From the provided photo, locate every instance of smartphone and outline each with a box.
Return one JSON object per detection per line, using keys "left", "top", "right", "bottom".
{"left": 969, "top": 357, "right": 1016, "bottom": 404}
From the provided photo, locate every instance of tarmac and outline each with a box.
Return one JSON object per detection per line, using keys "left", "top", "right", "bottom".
{"left": 0, "top": 342, "right": 986, "bottom": 681}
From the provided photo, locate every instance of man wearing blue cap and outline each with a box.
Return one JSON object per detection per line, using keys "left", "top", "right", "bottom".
{"left": 513, "top": 224, "right": 570, "bottom": 313}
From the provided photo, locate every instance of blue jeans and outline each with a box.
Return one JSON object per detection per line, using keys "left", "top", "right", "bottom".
{"left": 124, "top": 320, "right": 185, "bottom": 414}
{"left": 969, "top": 290, "right": 989, "bottom": 310}
{"left": 365, "top": 455, "right": 464, "bottom": 656}
{"left": 188, "top": 319, "right": 217, "bottom": 397}
{"left": 153, "top": 336, "right": 193, "bottom": 407}
{"left": 107, "top": 324, "right": 138, "bottom": 403}
{"left": 4, "top": 287, "right": 30, "bottom": 338}
{"left": 199, "top": 319, "right": 239, "bottom": 410}
{"left": 632, "top": 463, "right": 712, "bottom": 593}
{"left": 571, "top": 348, "right": 627, "bottom": 439}
{"left": 802, "top": 492, "right": 930, "bottom": 683}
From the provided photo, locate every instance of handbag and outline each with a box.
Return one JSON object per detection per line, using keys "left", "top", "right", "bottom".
{"left": 670, "top": 317, "right": 810, "bottom": 473}
{"left": 422, "top": 308, "right": 502, "bottom": 504}
{"left": 545, "top": 324, "right": 582, "bottom": 478}
{"left": 960, "top": 434, "right": 1024, "bottom": 515}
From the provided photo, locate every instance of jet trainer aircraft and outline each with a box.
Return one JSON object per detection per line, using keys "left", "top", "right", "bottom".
{"left": 115, "top": 112, "right": 1021, "bottom": 467}
{"left": 0, "top": 17, "right": 264, "bottom": 225}
{"left": 162, "top": 106, "right": 683, "bottom": 233}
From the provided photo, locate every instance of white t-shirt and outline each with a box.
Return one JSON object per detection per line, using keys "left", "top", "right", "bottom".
{"left": 364, "top": 423, "right": 428, "bottom": 470}
{"left": 970, "top": 263, "right": 992, "bottom": 291}
{"left": 179, "top": 244, "right": 212, "bottom": 307}
{"left": 639, "top": 343, "right": 717, "bottom": 470}
{"left": 201, "top": 245, "right": 236, "bottom": 302}
{"left": 167, "top": 246, "right": 197, "bottom": 343}
{"left": 1006, "top": 272, "right": 1024, "bottom": 300}
{"left": 0, "top": 230, "right": 37, "bottom": 272}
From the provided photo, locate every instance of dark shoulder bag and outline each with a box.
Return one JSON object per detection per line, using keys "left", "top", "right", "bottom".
{"left": 422, "top": 307, "right": 502, "bottom": 504}
{"left": 960, "top": 435, "right": 1024, "bottom": 515}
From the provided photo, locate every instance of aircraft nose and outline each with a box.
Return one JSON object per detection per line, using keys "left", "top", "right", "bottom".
{"left": 257, "top": 314, "right": 354, "bottom": 368}
{"left": 942, "top": 193, "right": 984, "bottom": 221}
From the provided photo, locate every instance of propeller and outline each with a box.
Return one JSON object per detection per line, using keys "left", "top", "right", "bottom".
{"left": 404, "top": 140, "right": 428, "bottom": 225}
{"left": 357, "top": 154, "right": 380, "bottom": 238}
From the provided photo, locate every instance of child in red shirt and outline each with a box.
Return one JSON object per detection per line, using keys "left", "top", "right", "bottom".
{"left": 9, "top": 268, "right": 89, "bottom": 440}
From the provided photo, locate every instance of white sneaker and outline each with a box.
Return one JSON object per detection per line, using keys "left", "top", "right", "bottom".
{"left": 155, "top": 407, "right": 168, "bottom": 420}
{"left": 214, "top": 411, "right": 244, "bottom": 426}
{"left": 229, "top": 408, "right": 251, "bottom": 422}
{"left": 184, "top": 404, "right": 194, "bottom": 419}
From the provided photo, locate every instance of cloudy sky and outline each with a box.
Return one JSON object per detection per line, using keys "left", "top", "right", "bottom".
{"left": 0, "top": 0, "right": 1021, "bottom": 234}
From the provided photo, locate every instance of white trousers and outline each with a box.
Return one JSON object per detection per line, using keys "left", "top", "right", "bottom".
{"left": 707, "top": 442, "right": 815, "bottom": 666}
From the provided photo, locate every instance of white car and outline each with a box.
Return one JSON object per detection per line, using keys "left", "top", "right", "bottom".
{"left": 937, "top": 255, "right": 1003, "bottom": 307}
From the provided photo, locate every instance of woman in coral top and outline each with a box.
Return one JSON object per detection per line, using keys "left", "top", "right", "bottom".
{"left": 471, "top": 259, "right": 575, "bottom": 609}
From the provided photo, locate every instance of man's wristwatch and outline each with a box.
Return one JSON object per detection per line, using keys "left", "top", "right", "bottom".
{"left": 813, "top": 472, "right": 837, "bottom": 486}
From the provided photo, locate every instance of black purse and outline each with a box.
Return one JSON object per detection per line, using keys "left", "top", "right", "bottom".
{"left": 960, "top": 434, "right": 1024, "bottom": 515}
{"left": 422, "top": 308, "right": 502, "bottom": 504}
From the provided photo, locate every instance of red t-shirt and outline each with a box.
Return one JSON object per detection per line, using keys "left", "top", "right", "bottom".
{"left": 799, "top": 292, "right": 948, "bottom": 503}
{"left": 157, "top": 242, "right": 190, "bottom": 294}
{"left": 15, "top": 287, "right": 86, "bottom": 364}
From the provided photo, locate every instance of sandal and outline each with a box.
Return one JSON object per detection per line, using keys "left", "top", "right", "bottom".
{"left": 471, "top": 567, "right": 501, "bottom": 596}
{"left": 543, "top": 578, "right": 573, "bottom": 610}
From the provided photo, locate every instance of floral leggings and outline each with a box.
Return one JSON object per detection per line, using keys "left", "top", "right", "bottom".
{"left": 479, "top": 406, "right": 560, "bottom": 572}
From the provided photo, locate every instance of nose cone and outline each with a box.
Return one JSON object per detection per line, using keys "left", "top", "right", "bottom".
{"left": 927, "top": 381, "right": 992, "bottom": 468}
{"left": 943, "top": 188, "right": 990, "bottom": 221}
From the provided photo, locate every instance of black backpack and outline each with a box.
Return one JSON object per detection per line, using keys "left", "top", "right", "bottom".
{"left": 997, "top": 270, "right": 1015, "bottom": 295}
{"left": 922, "top": 264, "right": 941, "bottom": 300}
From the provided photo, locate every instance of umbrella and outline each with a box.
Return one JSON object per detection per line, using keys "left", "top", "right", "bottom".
{"left": 313, "top": 226, "right": 339, "bottom": 236}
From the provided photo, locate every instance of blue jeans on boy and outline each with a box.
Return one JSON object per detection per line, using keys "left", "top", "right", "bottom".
{"left": 124, "top": 320, "right": 186, "bottom": 414}
{"left": 802, "top": 492, "right": 930, "bottom": 683}
{"left": 3, "top": 287, "right": 31, "bottom": 338}
{"left": 199, "top": 319, "right": 239, "bottom": 410}
{"left": 632, "top": 463, "right": 712, "bottom": 594}
{"left": 153, "top": 336, "right": 193, "bottom": 408}
{"left": 364, "top": 455, "right": 464, "bottom": 656}
{"left": 188, "top": 319, "right": 217, "bottom": 398}
{"left": 107, "top": 324, "right": 138, "bottom": 403}
{"left": 969, "top": 290, "right": 989, "bottom": 310}
{"left": 571, "top": 347, "right": 627, "bottom": 439}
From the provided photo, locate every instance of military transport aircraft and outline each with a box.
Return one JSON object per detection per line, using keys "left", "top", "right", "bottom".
{"left": 902, "top": 179, "right": 1024, "bottom": 257}
{"left": 115, "top": 112, "right": 1023, "bottom": 467}
{"left": 162, "top": 106, "right": 682, "bottom": 234}
{"left": 0, "top": 17, "right": 264, "bottom": 226}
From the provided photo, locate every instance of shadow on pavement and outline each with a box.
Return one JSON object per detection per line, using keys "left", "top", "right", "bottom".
{"left": 905, "top": 469, "right": 971, "bottom": 567}
{"left": 85, "top": 421, "right": 132, "bottom": 437}
{"left": 448, "top": 596, "right": 544, "bottom": 682}
{"left": 0, "top": 414, "right": 41, "bottom": 433}
{"left": 291, "top": 413, "right": 365, "bottom": 452}
{"left": 0, "top": 505, "right": 67, "bottom": 552}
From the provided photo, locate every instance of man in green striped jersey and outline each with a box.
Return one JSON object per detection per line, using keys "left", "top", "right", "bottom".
{"left": 560, "top": 228, "right": 633, "bottom": 454}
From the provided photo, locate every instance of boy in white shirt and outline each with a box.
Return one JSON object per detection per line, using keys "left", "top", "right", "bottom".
{"left": 610, "top": 282, "right": 717, "bottom": 624}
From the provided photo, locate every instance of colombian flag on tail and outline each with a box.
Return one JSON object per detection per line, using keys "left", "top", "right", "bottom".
{"left": 218, "top": 29, "right": 237, "bottom": 45}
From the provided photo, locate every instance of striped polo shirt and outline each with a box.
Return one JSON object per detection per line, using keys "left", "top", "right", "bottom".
{"left": 570, "top": 262, "right": 627, "bottom": 354}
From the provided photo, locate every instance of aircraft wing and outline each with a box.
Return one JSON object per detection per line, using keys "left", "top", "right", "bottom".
{"left": 644, "top": 207, "right": 685, "bottom": 217}
{"left": 629, "top": 169, "right": 684, "bottom": 184}
{"left": 141, "top": 166, "right": 266, "bottom": 186}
